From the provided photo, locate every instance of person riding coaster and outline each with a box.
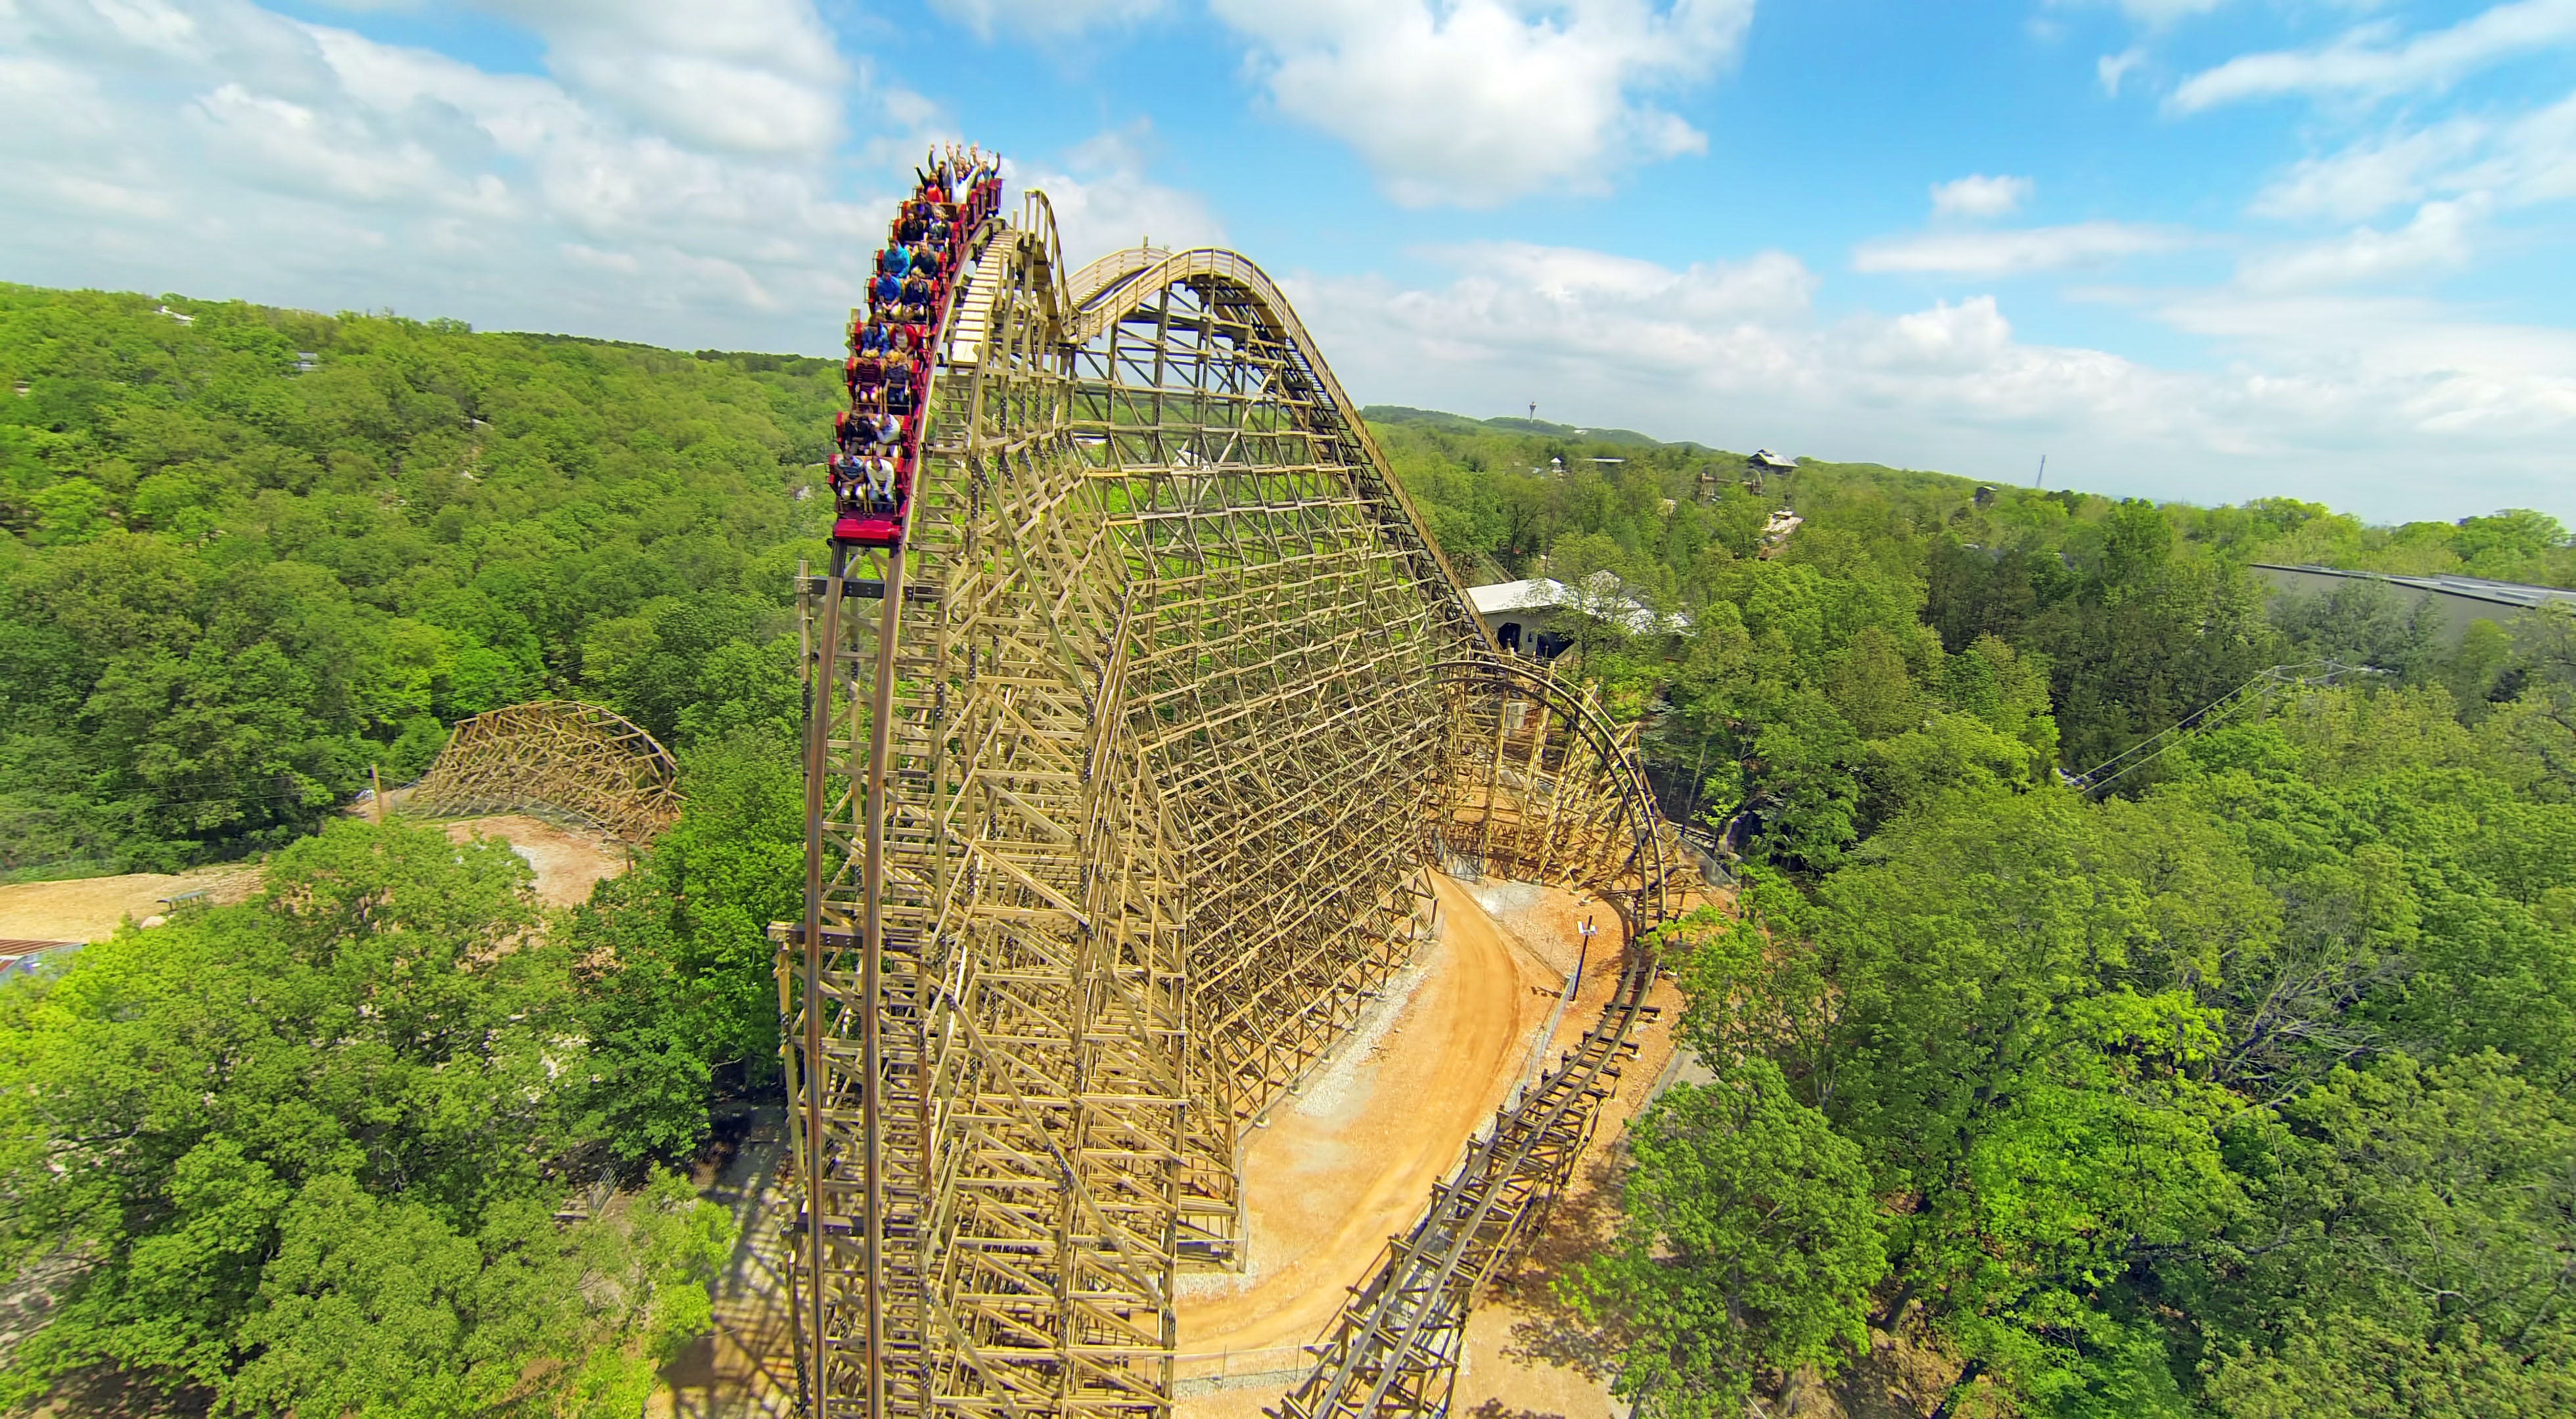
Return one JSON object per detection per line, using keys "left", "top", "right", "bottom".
{"left": 831, "top": 144, "right": 996, "bottom": 548}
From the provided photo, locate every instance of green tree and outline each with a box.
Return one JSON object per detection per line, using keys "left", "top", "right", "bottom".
{"left": 0, "top": 819, "right": 725, "bottom": 1407}
{"left": 224, "top": 1169, "right": 730, "bottom": 1419}
{"left": 2203, "top": 1052, "right": 2576, "bottom": 1418}
{"left": 1567, "top": 1059, "right": 1887, "bottom": 1418}
{"left": 0, "top": 283, "right": 836, "bottom": 872}
{"left": 568, "top": 731, "right": 806, "bottom": 1159}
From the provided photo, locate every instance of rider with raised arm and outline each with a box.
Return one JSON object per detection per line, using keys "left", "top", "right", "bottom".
{"left": 829, "top": 145, "right": 1000, "bottom": 549}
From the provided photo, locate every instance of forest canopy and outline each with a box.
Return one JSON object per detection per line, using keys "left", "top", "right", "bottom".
{"left": 3, "top": 285, "right": 2573, "bottom": 1416}
{"left": 0, "top": 284, "right": 833, "bottom": 880}
{"left": 1362, "top": 409, "right": 2576, "bottom": 1417}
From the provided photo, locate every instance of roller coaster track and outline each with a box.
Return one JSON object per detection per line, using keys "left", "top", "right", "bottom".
{"left": 780, "top": 164, "right": 1690, "bottom": 1419}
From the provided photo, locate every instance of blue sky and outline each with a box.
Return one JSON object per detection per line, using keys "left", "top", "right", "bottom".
{"left": 3, "top": 1, "right": 2572, "bottom": 522}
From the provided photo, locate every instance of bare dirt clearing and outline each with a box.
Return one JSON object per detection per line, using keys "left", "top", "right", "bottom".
{"left": 0, "top": 814, "right": 628, "bottom": 945}
{"left": 1172, "top": 872, "right": 1568, "bottom": 1365}
{"left": 431, "top": 813, "right": 630, "bottom": 907}
{"left": 0, "top": 867, "right": 260, "bottom": 944}
{"left": 1172, "top": 873, "right": 1686, "bottom": 1419}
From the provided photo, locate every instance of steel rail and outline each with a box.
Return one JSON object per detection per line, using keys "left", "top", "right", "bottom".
{"left": 859, "top": 541, "right": 903, "bottom": 1419}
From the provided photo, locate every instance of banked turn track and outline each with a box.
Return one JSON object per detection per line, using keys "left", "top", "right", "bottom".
{"left": 779, "top": 187, "right": 1691, "bottom": 1419}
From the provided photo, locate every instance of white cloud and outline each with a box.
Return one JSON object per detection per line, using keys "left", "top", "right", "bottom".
{"left": 1013, "top": 125, "right": 1227, "bottom": 261}
{"left": 1929, "top": 173, "right": 2033, "bottom": 219}
{"left": 0, "top": 53, "right": 116, "bottom": 136}
{"left": 1289, "top": 240, "right": 2576, "bottom": 521}
{"left": 2097, "top": 46, "right": 2146, "bottom": 97}
{"left": 929, "top": 0, "right": 1167, "bottom": 39}
{"left": 2240, "top": 82, "right": 2576, "bottom": 235}
{"left": 1209, "top": 0, "right": 1754, "bottom": 208}
{"left": 0, "top": 0, "right": 911, "bottom": 353}
{"left": 1861, "top": 296, "right": 2017, "bottom": 372}
{"left": 2452, "top": 86, "right": 2576, "bottom": 204}
{"left": 474, "top": 0, "right": 848, "bottom": 154}
{"left": 83, "top": 0, "right": 205, "bottom": 52}
{"left": 189, "top": 80, "right": 495, "bottom": 208}
{"left": 1853, "top": 221, "right": 2190, "bottom": 275}
{"left": 2171, "top": 0, "right": 2576, "bottom": 113}
{"left": 2238, "top": 194, "right": 2491, "bottom": 290}
{"left": 2151, "top": 289, "right": 2576, "bottom": 445}
{"left": 2251, "top": 118, "right": 2488, "bottom": 221}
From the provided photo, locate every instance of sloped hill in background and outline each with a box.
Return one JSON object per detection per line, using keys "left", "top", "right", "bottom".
{"left": 1362, "top": 403, "right": 1714, "bottom": 451}
{"left": 0, "top": 284, "right": 837, "bottom": 876}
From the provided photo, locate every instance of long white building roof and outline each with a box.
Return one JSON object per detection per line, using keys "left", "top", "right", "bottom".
{"left": 1463, "top": 577, "right": 1690, "bottom": 635}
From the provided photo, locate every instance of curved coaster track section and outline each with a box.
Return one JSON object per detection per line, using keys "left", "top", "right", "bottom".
{"left": 406, "top": 699, "right": 680, "bottom": 843}
{"left": 779, "top": 160, "right": 1690, "bottom": 1419}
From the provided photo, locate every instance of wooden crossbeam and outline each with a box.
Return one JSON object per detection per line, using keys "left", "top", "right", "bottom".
{"left": 779, "top": 207, "right": 1693, "bottom": 1419}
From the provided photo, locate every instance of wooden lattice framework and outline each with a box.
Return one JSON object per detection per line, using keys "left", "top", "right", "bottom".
{"left": 778, "top": 195, "right": 1689, "bottom": 1419}
{"left": 407, "top": 700, "right": 679, "bottom": 842}
{"left": 1279, "top": 656, "right": 1679, "bottom": 1419}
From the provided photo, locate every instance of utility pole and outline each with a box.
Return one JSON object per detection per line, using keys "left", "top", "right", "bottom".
{"left": 1575, "top": 915, "right": 1596, "bottom": 997}
{"left": 2035, "top": 453, "right": 2048, "bottom": 489}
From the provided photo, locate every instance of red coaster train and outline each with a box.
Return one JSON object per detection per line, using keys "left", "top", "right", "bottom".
{"left": 827, "top": 146, "right": 1001, "bottom": 548}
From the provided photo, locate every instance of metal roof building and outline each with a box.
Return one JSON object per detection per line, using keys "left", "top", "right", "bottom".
{"left": 2251, "top": 563, "right": 2576, "bottom": 644}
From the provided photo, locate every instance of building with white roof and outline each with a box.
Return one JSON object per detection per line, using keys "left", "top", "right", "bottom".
{"left": 1465, "top": 575, "right": 1690, "bottom": 658}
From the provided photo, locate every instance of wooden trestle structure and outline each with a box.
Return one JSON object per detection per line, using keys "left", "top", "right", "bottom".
{"left": 407, "top": 699, "right": 680, "bottom": 842}
{"left": 779, "top": 187, "right": 1690, "bottom": 1419}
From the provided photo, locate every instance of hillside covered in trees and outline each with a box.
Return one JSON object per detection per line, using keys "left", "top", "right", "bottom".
{"left": 0, "top": 283, "right": 837, "bottom": 880}
{"left": 2, "top": 286, "right": 2573, "bottom": 1415}
{"left": 1373, "top": 407, "right": 2576, "bottom": 1416}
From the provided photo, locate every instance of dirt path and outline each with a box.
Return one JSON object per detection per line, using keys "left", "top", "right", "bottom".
{"left": 0, "top": 815, "right": 628, "bottom": 945}
{"left": 0, "top": 867, "right": 260, "bottom": 944}
{"left": 1174, "top": 872, "right": 1567, "bottom": 1366}
{"left": 1176, "top": 876, "right": 1696, "bottom": 1419}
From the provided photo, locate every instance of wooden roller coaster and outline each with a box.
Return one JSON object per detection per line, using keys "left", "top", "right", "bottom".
{"left": 779, "top": 148, "right": 1691, "bottom": 1419}
{"left": 406, "top": 699, "right": 680, "bottom": 843}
